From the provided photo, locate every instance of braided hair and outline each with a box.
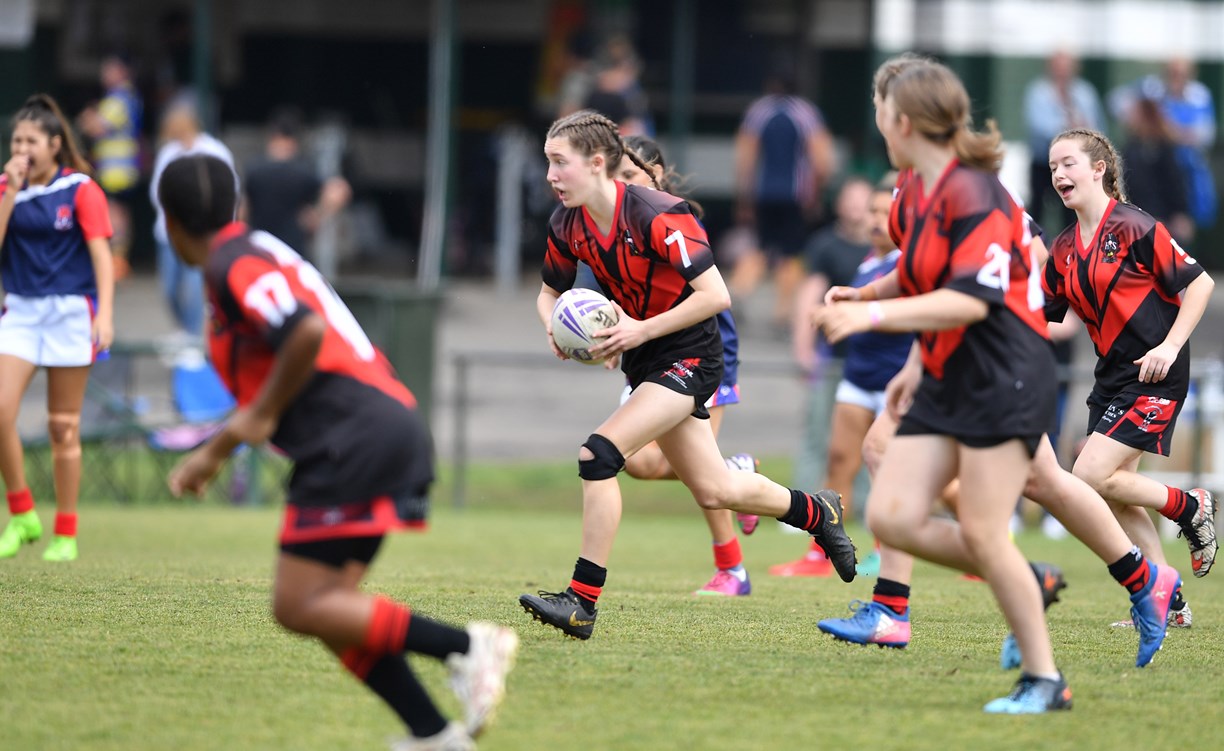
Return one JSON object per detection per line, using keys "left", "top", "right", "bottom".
{"left": 546, "top": 109, "right": 659, "bottom": 189}
{"left": 622, "top": 134, "right": 705, "bottom": 218}
{"left": 11, "top": 94, "right": 92, "bottom": 175}
{"left": 1051, "top": 128, "right": 1128, "bottom": 203}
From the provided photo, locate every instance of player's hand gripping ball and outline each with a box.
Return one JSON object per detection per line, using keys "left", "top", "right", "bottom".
{"left": 550, "top": 288, "right": 620, "bottom": 365}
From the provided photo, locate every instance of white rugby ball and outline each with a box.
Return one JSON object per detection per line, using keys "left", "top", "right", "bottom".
{"left": 550, "top": 288, "right": 619, "bottom": 365}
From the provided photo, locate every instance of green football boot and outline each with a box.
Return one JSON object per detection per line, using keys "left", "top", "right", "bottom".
{"left": 0, "top": 511, "right": 43, "bottom": 558}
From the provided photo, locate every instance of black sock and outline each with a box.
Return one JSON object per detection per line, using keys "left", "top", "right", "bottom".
{"left": 402, "top": 613, "right": 470, "bottom": 659}
{"left": 1106, "top": 545, "right": 1150, "bottom": 595}
{"left": 569, "top": 557, "right": 607, "bottom": 605}
{"left": 778, "top": 489, "right": 821, "bottom": 532}
{"left": 1174, "top": 490, "right": 1201, "bottom": 530}
{"left": 872, "top": 578, "right": 911, "bottom": 615}
{"left": 364, "top": 654, "right": 448, "bottom": 738}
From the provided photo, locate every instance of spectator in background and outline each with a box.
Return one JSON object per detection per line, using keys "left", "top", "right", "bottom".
{"left": 149, "top": 97, "right": 236, "bottom": 344}
{"left": 583, "top": 35, "right": 651, "bottom": 136}
{"left": 731, "top": 69, "right": 837, "bottom": 334}
{"left": 1112, "top": 57, "right": 1217, "bottom": 232}
{"left": 1122, "top": 96, "right": 1193, "bottom": 243}
{"left": 1023, "top": 50, "right": 1104, "bottom": 230}
{"left": 774, "top": 177, "right": 873, "bottom": 575}
{"left": 243, "top": 109, "right": 352, "bottom": 262}
{"left": 77, "top": 53, "right": 144, "bottom": 281}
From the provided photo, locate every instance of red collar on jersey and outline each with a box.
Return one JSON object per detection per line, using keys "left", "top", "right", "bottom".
{"left": 210, "top": 221, "right": 248, "bottom": 251}
{"left": 581, "top": 179, "right": 625, "bottom": 251}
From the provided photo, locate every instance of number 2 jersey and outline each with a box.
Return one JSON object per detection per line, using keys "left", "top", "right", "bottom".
{"left": 542, "top": 181, "right": 722, "bottom": 377}
{"left": 1042, "top": 199, "right": 1204, "bottom": 400}
{"left": 892, "top": 161, "right": 1055, "bottom": 440}
{"left": 205, "top": 222, "right": 433, "bottom": 507}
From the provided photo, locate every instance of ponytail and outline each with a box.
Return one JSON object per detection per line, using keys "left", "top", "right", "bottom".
{"left": 890, "top": 64, "right": 1004, "bottom": 173}
{"left": 622, "top": 134, "right": 705, "bottom": 218}
{"left": 11, "top": 94, "right": 93, "bottom": 176}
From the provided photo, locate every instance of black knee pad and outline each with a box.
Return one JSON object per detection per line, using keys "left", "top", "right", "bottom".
{"left": 579, "top": 433, "right": 624, "bottom": 480}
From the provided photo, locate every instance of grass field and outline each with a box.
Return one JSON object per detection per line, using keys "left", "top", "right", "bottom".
{"left": 2, "top": 460, "right": 1222, "bottom": 751}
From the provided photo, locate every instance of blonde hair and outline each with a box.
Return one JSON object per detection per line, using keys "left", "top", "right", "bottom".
{"left": 889, "top": 63, "right": 1003, "bottom": 172}
{"left": 872, "top": 52, "right": 937, "bottom": 100}
{"left": 546, "top": 109, "right": 657, "bottom": 189}
{"left": 1051, "top": 128, "right": 1128, "bottom": 202}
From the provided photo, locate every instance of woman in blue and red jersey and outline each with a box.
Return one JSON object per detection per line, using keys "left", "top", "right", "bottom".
{"left": 817, "top": 62, "right": 1071, "bottom": 713}
{"left": 160, "top": 154, "right": 517, "bottom": 750}
{"left": 1045, "top": 129, "right": 1217, "bottom": 593}
{"left": 0, "top": 94, "right": 116, "bottom": 562}
{"left": 519, "top": 110, "right": 857, "bottom": 640}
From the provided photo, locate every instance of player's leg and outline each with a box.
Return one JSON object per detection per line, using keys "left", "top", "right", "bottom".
{"left": 692, "top": 407, "right": 753, "bottom": 596}
{"left": 521, "top": 382, "right": 693, "bottom": 637}
{"left": 40, "top": 365, "right": 90, "bottom": 561}
{"left": 1076, "top": 431, "right": 1216, "bottom": 576}
{"left": 656, "top": 410, "right": 857, "bottom": 582}
{"left": 0, "top": 354, "right": 40, "bottom": 558}
{"left": 276, "top": 539, "right": 514, "bottom": 743}
{"left": 955, "top": 440, "right": 1069, "bottom": 714}
{"left": 825, "top": 400, "right": 875, "bottom": 521}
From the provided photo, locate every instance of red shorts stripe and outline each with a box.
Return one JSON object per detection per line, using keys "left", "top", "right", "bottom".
{"left": 278, "top": 495, "right": 426, "bottom": 545}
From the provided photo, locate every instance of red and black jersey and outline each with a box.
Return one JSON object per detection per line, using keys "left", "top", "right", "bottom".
{"left": 542, "top": 181, "right": 721, "bottom": 375}
{"left": 1043, "top": 200, "right": 1204, "bottom": 400}
{"left": 895, "top": 161, "right": 1056, "bottom": 440}
{"left": 888, "top": 168, "right": 915, "bottom": 248}
{"left": 205, "top": 223, "right": 432, "bottom": 506}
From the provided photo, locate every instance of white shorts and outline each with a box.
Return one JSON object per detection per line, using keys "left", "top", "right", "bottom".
{"left": 834, "top": 379, "right": 887, "bottom": 416}
{"left": 0, "top": 293, "right": 97, "bottom": 367}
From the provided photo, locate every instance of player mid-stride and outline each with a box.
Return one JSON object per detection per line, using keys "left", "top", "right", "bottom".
{"left": 159, "top": 154, "right": 514, "bottom": 751}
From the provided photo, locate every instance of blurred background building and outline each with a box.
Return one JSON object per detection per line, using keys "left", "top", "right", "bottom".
{"left": 1, "top": 0, "right": 1220, "bottom": 278}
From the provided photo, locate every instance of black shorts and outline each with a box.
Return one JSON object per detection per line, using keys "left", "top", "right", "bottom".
{"left": 896, "top": 413, "right": 1043, "bottom": 458}
{"left": 627, "top": 355, "right": 722, "bottom": 419}
{"left": 281, "top": 535, "right": 384, "bottom": 569}
{"left": 1086, "top": 390, "right": 1183, "bottom": 457}
{"left": 755, "top": 201, "right": 807, "bottom": 258}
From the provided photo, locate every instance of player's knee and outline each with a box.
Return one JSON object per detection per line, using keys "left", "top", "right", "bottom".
{"left": 48, "top": 413, "right": 79, "bottom": 450}
{"left": 578, "top": 433, "right": 624, "bottom": 481}
{"left": 1070, "top": 458, "right": 1108, "bottom": 493}
{"left": 271, "top": 594, "right": 311, "bottom": 635}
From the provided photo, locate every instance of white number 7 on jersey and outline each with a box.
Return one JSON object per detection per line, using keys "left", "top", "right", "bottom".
{"left": 664, "top": 229, "right": 693, "bottom": 268}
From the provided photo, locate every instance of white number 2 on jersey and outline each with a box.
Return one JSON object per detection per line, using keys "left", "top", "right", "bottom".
{"left": 975, "top": 243, "right": 1010, "bottom": 291}
{"left": 664, "top": 229, "right": 692, "bottom": 268}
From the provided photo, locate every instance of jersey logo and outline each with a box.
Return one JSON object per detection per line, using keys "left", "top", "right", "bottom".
{"left": 1101, "top": 233, "right": 1119, "bottom": 263}
{"left": 622, "top": 229, "right": 640, "bottom": 255}
{"left": 54, "top": 204, "right": 73, "bottom": 231}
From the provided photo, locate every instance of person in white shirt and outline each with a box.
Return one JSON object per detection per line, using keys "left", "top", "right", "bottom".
{"left": 149, "top": 97, "right": 237, "bottom": 342}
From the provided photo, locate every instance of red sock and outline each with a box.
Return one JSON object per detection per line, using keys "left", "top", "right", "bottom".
{"left": 362, "top": 596, "right": 410, "bottom": 656}
{"left": 7, "top": 488, "right": 33, "bottom": 515}
{"left": 712, "top": 538, "right": 743, "bottom": 570}
{"left": 54, "top": 512, "right": 77, "bottom": 537}
{"left": 873, "top": 594, "right": 909, "bottom": 616}
{"left": 1160, "top": 487, "right": 1187, "bottom": 521}
{"left": 569, "top": 579, "right": 602, "bottom": 604}
{"left": 339, "top": 646, "right": 379, "bottom": 680}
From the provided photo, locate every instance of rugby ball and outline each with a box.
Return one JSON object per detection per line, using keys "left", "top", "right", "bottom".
{"left": 550, "top": 288, "right": 619, "bottom": 365}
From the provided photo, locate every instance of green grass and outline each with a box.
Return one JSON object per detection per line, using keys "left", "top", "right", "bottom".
{"left": 2, "top": 461, "right": 1222, "bottom": 751}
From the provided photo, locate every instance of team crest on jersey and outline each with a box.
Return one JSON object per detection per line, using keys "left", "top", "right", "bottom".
{"left": 54, "top": 204, "right": 73, "bottom": 231}
{"left": 622, "top": 229, "right": 639, "bottom": 254}
{"left": 1101, "top": 233, "right": 1119, "bottom": 263}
